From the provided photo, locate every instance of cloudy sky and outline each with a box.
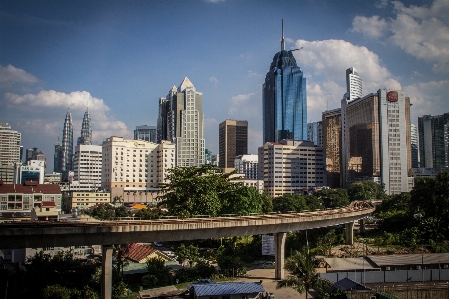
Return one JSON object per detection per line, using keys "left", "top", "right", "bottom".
{"left": 1, "top": 0, "right": 448, "bottom": 171}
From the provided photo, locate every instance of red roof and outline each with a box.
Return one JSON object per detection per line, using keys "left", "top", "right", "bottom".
{"left": 41, "top": 201, "right": 56, "bottom": 207}
{"left": 0, "top": 183, "right": 61, "bottom": 194}
{"left": 125, "top": 244, "right": 156, "bottom": 262}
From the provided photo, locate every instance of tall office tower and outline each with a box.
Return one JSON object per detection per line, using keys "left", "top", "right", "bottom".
{"left": 258, "top": 139, "right": 326, "bottom": 197}
{"left": 418, "top": 113, "right": 449, "bottom": 172}
{"left": 322, "top": 108, "right": 342, "bottom": 188}
{"left": 0, "top": 122, "right": 21, "bottom": 183}
{"left": 73, "top": 144, "right": 102, "bottom": 191}
{"left": 25, "top": 147, "right": 38, "bottom": 164}
{"left": 204, "top": 149, "right": 213, "bottom": 164}
{"left": 411, "top": 124, "right": 419, "bottom": 168}
{"left": 77, "top": 108, "right": 92, "bottom": 146}
{"left": 344, "top": 67, "right": 362, "bottom": 102}
{"left": 234, "top": 154, "right": 258, "bottom": 179}
{"left": 341, "top": 89, "right": 414, "bottom": 194}
{"left": 218, "top": 119, "right": 248, "bottom": 172}
{"left": 307, "top": 121, "right": 323, "bottom": 146}
{"left": 101, "top": 137, "right": 175, "bottom": 190}
{"left": 134, "top": 125, "right": 157, "bottom": 143}
{"left": 54, "top": 142, "right": 63, "bottom": 173}
{"left": 262, "top": 21, "right": 307, "bottom": 144}
{"left": 60, "top": 109, "right": 73, "bottom": 181}
{"left": 157, "top": 77, "right": 205, "bottom": 167}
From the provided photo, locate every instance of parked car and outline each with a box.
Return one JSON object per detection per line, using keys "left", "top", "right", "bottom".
{"left": 261, "top": 261, "right": 275, "bottom": 268}
{"left": 153, "top": 242, "right": 163, "bottom": 247}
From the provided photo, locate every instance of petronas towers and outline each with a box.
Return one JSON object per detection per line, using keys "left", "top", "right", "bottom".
{"left": 55, "top": 108, "right": 92, "bottom": 181}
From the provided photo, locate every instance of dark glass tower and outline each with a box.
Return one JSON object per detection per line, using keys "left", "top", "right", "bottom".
{"left": 60, "top": 109, "right": 73, "bottom": 181}
{"left": 263, "top": 20, "right": 307, "bottom": 144}
{"left": 77, "top": 108, "right": 92, "bottom": 146}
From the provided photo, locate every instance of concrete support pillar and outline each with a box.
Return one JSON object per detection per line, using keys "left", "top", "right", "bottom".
{"left": 345, "top": 222, "right": 354, "bottom": 245}
{"left": 360, "top": 218, "right": 365, "bottom": 233}
{"left": 274, "top": 232, "right": 286, "bottom": 280}
{"left": 102, "top": 245, "right": 113, "bottom": 299}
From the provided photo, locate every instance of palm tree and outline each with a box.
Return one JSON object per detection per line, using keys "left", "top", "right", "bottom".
{"left": 112, "top": 195, "right": 123, "bottom": 206}
{"left": 276, "top": 249, "right": 324, "bottom": 299}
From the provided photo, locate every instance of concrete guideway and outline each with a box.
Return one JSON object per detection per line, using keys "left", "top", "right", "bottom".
{"left": 0, "top": 200, "right": 375, "bottom": 299}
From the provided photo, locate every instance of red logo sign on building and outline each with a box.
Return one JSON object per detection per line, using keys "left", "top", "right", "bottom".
{"left": 387, "top": 91, "right": 398, "bottom": 102}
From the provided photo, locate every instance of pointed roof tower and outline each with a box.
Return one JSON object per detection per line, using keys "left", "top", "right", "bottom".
{"left": 178, "top": 77, "right": 195, "bottom": 92}
{"left": 77, "top": 108, "right": 92, "bottom": 145}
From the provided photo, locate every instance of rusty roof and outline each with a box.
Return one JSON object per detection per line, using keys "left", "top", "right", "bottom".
{"left": 0, "top": 183, "right": 61, "bottom": 194}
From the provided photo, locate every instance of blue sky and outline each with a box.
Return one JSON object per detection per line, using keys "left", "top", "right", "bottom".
{"left": 1, "top": 0, "right": 448, "bottom": 172}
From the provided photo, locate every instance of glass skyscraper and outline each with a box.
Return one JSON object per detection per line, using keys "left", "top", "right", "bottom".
{"left": 262, "top": 21, "right": 307, "bottom": 144}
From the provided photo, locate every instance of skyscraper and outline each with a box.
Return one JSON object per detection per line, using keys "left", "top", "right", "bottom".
{"left": 0, "top": 122, "right": 21, "bottom": 183}
{"left": 134, "top": 125, "right": 157, "bottom": 143}
{"left": 262, "top": 20, "right": 307, "bottom": 144}
{"left": 307, "top": 121, "right": 323, "bottom": 147}
{"left": 54, "top": 142, "right": 62, "bottom": 173}
{"left": 411, "top": 124, "right": 419, "bottom": 168}
{"left": 157, "top": 77, "right": 205, "bottom": 167}
{"left": 322, "top": 108, "right": 342, "bottom": 188}
{"left": 344, "top": 67, "right": 362, "bottom": 102}
{"left": 77, "top": 108, "right": 92, "bottom": 146}
{"left": 219, "top": 119, "right": 248, "bottom": 171}
{"left": 418, "top": 113, "right": 449, "bottom": 172}
{"left": 60, "top": 109, "right": 73, "bottom": 181}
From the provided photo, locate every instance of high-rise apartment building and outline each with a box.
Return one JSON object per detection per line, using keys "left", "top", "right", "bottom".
{"left": 344, "top": 67, "right": 362, "bottom": 102}
{"left": 262, "top": 21, "right": 307, "bottom": 144}
{"left": 72, "top": 144, "right": 102, "bottom": 191}
{"left": 60, "top": 109, "right": 73, "bottom": 181}
{"left": 77, "top": 108, "right": 92, "bottom": 146}
{"left": 218, "top": 120, "right": 248, "bottom": 172}
{"left": 307, "top": 121, "right": 323, "bottom": 147}
{"left": 54, "top": 142, "right": 63, "bottom": 173}
{"left": 418, "top": 113, "right": 449, "bottom": 172}
{"left": 25, "top": 147, "right": 38, "bottom": 164}
{"left": 258, "top": 139, "right": 326, "bottom": 197}
{"left": 234, "top": 154, "right": 258, "bottom": 179}
{"left": 322, "top": 108, "right": 342, "bottom": 188}
{"left": 157, "top": 77, "right": 205, "bottom": 167}
{"left": 411, "top": 124, "right": 419, "bottom": 168}
{"left": 0, "top": 122, "right": 21, "bottom": 183}
{"left": 341, "top": 90, "right": 414, "bottom": 194}
{"left": 134, "top": 125, "right": 157, "bottom": 143}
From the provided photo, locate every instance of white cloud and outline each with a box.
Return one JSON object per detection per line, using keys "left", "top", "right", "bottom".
{"left": 351, "top": 0, "right": 449, "bottom": 68}
{"left": 351, "top": 15, "right": 388, "bottom": 38}
{"left": 375, "top": 0, "right": 389, "bottom": 9}
{"left": 209, "top": 76, "right": 219, "bottom": 87}
{"left": 204, "top": 0, "right": 225, "bottom": 3}
{"left": 0, "top": 64, "right": 38, "bottom": 88}
{"left": 248, "top": 70, "right": 263, "bottom": 78}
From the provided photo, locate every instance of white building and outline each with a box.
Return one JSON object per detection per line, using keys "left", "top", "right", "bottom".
{"left": 72, "top": 144, "right": 102, "bottom": 191}
{"left": 14, "top": 160, "right": 46, "bottom": 184}
{"left": 0, "top": 122, "right": 21, "bottom": 184}
{"left": 234, "top": 154, "right": 259, "bottom": 179}
{"left": 258, "top": 139, "right": 326, "bottom": 197}
{"left": 345, "top": 67, "right": 362, "bottom": 102}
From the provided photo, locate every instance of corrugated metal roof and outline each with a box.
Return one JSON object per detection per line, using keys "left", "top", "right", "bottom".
{"left": 324, "top": 257, "right": 379, "bottom": 271}
{"left": 193, "top": 282, "right": 264, "bottom": 297}
{"left": 367, "top": 253, "right": 449, "bottom": 267}
{"left": 334, "top": 277, "right": 371, "bottom": 291}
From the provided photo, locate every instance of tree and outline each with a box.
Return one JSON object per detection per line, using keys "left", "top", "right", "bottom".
{"left": 112, "top": 195, "right": 123, "bottom": 205}
{"left": 113, "top": 244, "right": 131, "bottom": 279}
{"left": 221, "top": 183, "right": 263, "bottom": 215}
{"left": 145, "top": 257, "right": 171, "bottom": 286}
{"left": 276, "top": 249, "right": 325, "bottom": 299}
{"left": 134, "top": 208, "right": 165, "bottom": 219}
{"left": 272, "top": 194, "right": 308, "bottom": 212}
{"left": 348, "top": 181, "right": 386, "bottom": 201}
{"left": 410, "top": 171, "right": 449, "bottom": 243}
{"left": 175, "top": 244, "right": 200, "bottom": 267}
{"left": 314, "top": 189, "right": 350, "bottom": 209}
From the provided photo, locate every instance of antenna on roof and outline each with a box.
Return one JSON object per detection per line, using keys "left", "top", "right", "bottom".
{"left": 281, "top": 19, "right": 285, "bottom": 51}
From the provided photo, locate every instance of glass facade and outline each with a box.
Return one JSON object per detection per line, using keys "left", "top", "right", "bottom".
{"left": 418, "top": 113, "right": 449, "bottom": 171}
{"left": 263, "top": 50, "right": 307, "bottom": 144}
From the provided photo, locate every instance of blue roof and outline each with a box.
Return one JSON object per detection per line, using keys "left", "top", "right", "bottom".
{"left": 334, "top": 277, "right": 371, "bottom": 291}
{"left": 193, "top": 282, "right": 264, "bottom": 297}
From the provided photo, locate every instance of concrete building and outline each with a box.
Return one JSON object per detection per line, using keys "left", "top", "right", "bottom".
{"left": 54, "top": 141, "right": 63, "bottom": 173}
{"left": 77, "top": 108, "right": 92, "bottom": 146}
{"left": 70, "top": 191, "right": 110, "bottom": 209}
{"left": 134, "top": 125, "right": 157, "bottom": 143}
{"left": 101, "top": 137, "right": 175, "bottom": 204}
{"left": 418, "top": 113, "right": 449, "bottom": 172}
{"left": 258, "top": 139, "right": 326, "bottom": 197}
{"left": 344, "top": 67, "right": 362, "bottom": 102}
{"left": 307, "top": 121, "right": 323, "bottom": 147}
{"left": 0, "top": 122, "right": 21, "bottom": 184}
{"left": 411, "top": 124, "right": 419, "bottom": 168}
{"left": 322, "top": 108, "right": 342, "bottom": 188}
{"left": 157, "top": 77, "right": 205, "bottom": 167}
{"left": 60, "top": 109, "right": 74, "bottom": 181}
{"left": 44, "top": 172, "right": 62, "bottom": 184}
{"left": 231, "top": 176, "right": 264, "bottom": 193}
{"left": 72, "top": 144, "right": 102, "bottom": 191}
{"left": 341, "top": 90, "right": 414, "bottom": 194}
{"left": 219, "top": 119, "right": 248, "bottom": 172}
{"left": 412, "top": 167, "right": 439, "bottom": 180}
{"left": 263, "top": 21, "right": 307, "bottom": 144}
{"left": 234, "top": 154, "right": 258, "bottom": 179}
{"left": 0, "top": 180, "right": 61, "bottom": 220}
{"left": 14, "top": 160, "right": 46, "bottom": 184}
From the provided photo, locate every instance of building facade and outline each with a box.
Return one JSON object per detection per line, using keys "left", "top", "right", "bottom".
{"left": 262, "top": 22, "right": 307, "bottom": 144}
{"left": 77, "top": 108, "right": 92, "bottom": 146}
{"left": 0, "top": 122, "right": 21, "bottom": 184}
{"left": 60, "top": 109, "right": 74, "bottom": 181}
{"left": 14, "top": 160, "right": 46, "bottom": 184}
{"left": 157, "top": 77, "right": 205, "bottom": 167}
{"left": 411, "top": 124, "right": 419, "bottom": 168}
{"left": 54, "top": 142, "right": 63, "bottom": 173}
{"left": 307, "top": 121, "right": 323, "bottom": 147}
{"left": 345, "top": 67, "right": 362, "bottom": 102}
{"left": 70, "top": 191, "right": 110, "bottom": 209}
{"left": 234, "top": 154, "right": 258, "bottom": 179}
{"left": 218, "top": 119, "right": 248, "bottom": 172}
{"left": 258, "top": 139, "right": 326, "bottom": 197}
{"left": 134, "top": 125, "right": 157, "bottom": 143}
{"left": 72, "top": 144, "right": 102, "bottom": 191}
{"left": 322, "top": 108, "right": 342, "bottom": 188}
{"left": 418, "top": 113, "right": 449, "bottom": 172}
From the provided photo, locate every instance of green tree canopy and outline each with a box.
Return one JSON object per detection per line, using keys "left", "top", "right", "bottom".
{"left": 145, "top": 257, "right": 171, "bottom": 286}
{"left": 175, "top": 244, "right": 200, "bottom": 267}
{"left": 313, "top": 189, "right": 350, "bottom": 209}
{"left": 272, "top": 194, "right": 322, "bottom": 212}
{"left": 348, "top": 180, "right": 386, "bottom": 201}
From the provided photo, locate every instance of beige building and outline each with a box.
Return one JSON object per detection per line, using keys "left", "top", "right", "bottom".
{"left": 322, "top": 108, "right": 342, "bottom": 188}
{"left": 0, "top": 122, "right": 21, "bottom": 184}
{"left": 72, "top": 144, "right": 102, "bottom": 191}
{"left": 219, "top": 119, "right": 248, "bottom": 173}
{"left": 71, "top": 191, "right": 111, "bottom": 209}
{"left": 258, "top": 139, "right": 326, "bottom": 197}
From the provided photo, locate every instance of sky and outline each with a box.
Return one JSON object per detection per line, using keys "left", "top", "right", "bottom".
{"left": 1, "top": 0, "right": 448, "bottom": 172}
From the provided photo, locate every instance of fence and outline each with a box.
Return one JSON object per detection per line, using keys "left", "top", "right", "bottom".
{"left": 343, "top": 283, "right": 449, "bottom": 299}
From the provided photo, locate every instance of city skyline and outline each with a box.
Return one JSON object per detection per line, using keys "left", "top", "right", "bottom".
{"left": 1, "top": 0, "right": 448, "bottom": 172}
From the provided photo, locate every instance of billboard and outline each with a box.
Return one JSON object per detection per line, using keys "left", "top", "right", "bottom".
{"left": 262, "top": 235, "right": 275, "bottom": 256}
{"left": 387, "top": 91, "right": 398, "bottom": 102}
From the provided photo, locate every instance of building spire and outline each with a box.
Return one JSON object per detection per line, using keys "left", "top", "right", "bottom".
{"left": 281, "top": 19, "right": 285, "bottom": 51}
